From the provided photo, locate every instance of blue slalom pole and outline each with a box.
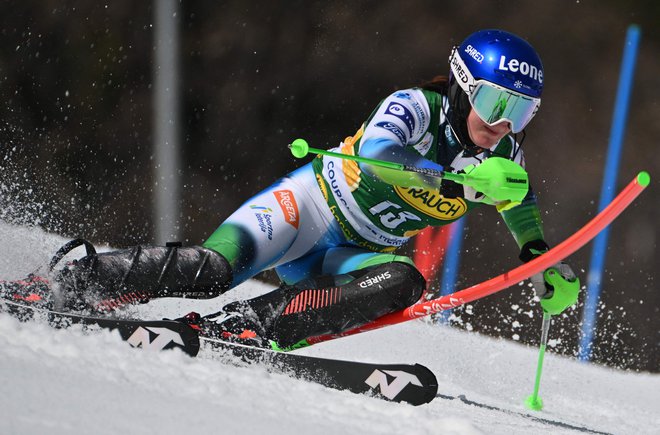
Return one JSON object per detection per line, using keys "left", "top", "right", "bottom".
{"left": 578, "top": 25, "right": 641, "bottom": 361}
{"left": 438, "top": 218, "right": 465, "bottom": 323}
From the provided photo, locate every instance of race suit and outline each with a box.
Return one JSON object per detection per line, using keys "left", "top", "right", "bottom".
{"left": 204, "top": 88, "right": 544, "bottom": 288}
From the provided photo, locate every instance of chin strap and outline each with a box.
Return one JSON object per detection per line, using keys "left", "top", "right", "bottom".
{"left": 445, "top": 77, "right": 481, "bottom": 154}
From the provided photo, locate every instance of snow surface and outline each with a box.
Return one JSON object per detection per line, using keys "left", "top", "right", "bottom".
{"left": 1, "top": 221, "right": 658, "bottom": 435}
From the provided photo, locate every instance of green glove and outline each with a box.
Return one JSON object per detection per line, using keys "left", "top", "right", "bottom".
{"left": 530, "top": 263, "right": 581, "bottom": 315}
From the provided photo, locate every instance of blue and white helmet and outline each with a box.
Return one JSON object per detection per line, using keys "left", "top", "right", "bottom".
{"left": 449, "top": 29, "right": 543, "bottom": 133}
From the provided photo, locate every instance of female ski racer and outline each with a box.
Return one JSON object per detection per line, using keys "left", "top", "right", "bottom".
{"left": 35, "top": 29, "right": 580, "bottom": 349}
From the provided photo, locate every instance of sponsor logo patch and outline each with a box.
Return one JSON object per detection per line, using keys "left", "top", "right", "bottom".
{"left": 127, "top": 326, "right": 184, "bottom": 351}
{"left": 412, "top": 132, "right": 433, "bottom": 156}
{"left": 394, "top": 186, "right": 467, "bottom": 220}
{"left": 497, "top": 55, "right": 543, "bottom": 84}
{"left": 375, "top": 121, "right": 407, "bottom": 144}
{"left": 464, "top": 44, "right": 484, "bottom": 63}
{"left": 385, "top": 102, "right": 415, "bottom": 135}
{"left": 273, "top": 189, "right": 299, "bottom": 229}
{"left": 365, "top": 369, "right": 422, "bottom": 400}
{"left": 250, "top": 205, "right": 274, "bottom": 240}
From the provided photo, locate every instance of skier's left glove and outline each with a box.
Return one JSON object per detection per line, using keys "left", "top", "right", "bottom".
{"left": 521, "top": 240, "right": 581, "bottom": 315}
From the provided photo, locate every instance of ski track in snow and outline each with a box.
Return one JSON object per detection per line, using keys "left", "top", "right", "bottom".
{"left": 1, "top": 221, "right": 658, "bottom": 435}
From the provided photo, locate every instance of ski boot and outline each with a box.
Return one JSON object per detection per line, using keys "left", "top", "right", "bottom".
{"left": 0, "top": 274, "right": 53, "bottom": 308}
{"left": 0, "top": 274, "right": 54, "bottom": 320}
{"left": 175, "top": 303, "right": 269, "bottom": 349}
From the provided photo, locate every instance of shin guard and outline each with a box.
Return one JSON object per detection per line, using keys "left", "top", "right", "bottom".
{"left": 217, "top": 261, "right": 425, "bottom": 348}
{"left": 52, "top": 239, "right": 232, "bottom": 312}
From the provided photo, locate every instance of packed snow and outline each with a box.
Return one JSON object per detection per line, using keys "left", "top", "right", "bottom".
{"left": 1, "top": 221, "right": 658, "bottom": 434}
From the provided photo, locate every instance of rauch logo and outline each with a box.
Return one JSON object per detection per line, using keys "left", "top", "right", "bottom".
{"left": 394, "top": 186, "right": 467, "bottom": 220}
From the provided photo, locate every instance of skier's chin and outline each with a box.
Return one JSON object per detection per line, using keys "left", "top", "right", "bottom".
{"left": 469, "top": 132, "right": 498, "bottom": 150}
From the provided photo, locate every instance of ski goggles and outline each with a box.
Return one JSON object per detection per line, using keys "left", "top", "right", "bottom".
{"left": 449, "top": 47, "right": 541, "bottom": 133}
{"left": 469, "top": 81, "right": 540, "bottom": 133}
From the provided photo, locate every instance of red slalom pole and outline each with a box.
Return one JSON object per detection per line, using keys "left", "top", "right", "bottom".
{"left": 307, "top": 172, "right": 650, "bottom": 346}
{"left": 414, "top": 226, "right": 451, "bottom": 298}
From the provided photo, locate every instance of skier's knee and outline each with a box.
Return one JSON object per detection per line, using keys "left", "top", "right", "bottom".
{"left": 347, "top": 261, "right": 425, "bottom": 309}
{"left": 381, "top": 261, "right": 425, "bottom": 308}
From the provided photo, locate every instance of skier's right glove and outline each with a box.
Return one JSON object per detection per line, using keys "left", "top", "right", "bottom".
{"left": 521, "top": 240, "right": 581, "bottom": 316}
{"left": 530, "top": 263, "right": 580, "bottom": 315}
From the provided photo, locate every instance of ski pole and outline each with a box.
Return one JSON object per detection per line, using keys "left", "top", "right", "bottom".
{"left": 288, "top": 138, "right": 530, "bottom": 204}
{"left": 290, "top": 138, "right": 443, "bottom": 176}
{"left": 525, "top": 311, "right": 552, "bottom": 411}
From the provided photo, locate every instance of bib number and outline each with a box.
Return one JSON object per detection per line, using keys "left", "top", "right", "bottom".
{"left": 369, "top": 201, "right": 421, "bottom": 229}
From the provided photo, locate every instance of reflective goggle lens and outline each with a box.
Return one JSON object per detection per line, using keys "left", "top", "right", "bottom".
{"left": 470, "top": 82, "right": 540, "bottom": 133}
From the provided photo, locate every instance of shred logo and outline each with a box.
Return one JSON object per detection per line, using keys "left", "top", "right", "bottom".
{"left": 127, "top": 326, "right": 184, "bottom": 351}
{"left": 273, "top": 189, "right": 299, "bottom": 229}
{"left": 394, "top": 186, "right": 467, "bottom": 220}
{"left": 464, "top": 44, "right": 484, "bottom": 63}
{"left": 365, "top": 369, "right": 422, "bottom": 400}
{"left": 358, "top": 271, "right": 392, "bottom": 288}
{"left": 450, "top": 54, "right": 469, "bottom": 84}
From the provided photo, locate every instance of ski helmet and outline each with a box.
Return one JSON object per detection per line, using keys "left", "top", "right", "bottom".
{"left": 448, "top": 29, "right": 543, "bottom": 137}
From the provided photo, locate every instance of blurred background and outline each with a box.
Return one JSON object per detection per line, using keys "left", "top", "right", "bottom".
{"left": 0, "top": 1, "right": 657, "bottom": 372}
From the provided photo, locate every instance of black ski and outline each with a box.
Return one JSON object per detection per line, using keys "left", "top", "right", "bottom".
{"left": 0, "top": 296, "right": 437, "bottom": 405}
{"left": 0, "top": 297, "right": 200, "bottom": 356}
{"left": 436, "top": 393, "right": 612, "bottom": 434}
{"left": 202, "top": 336, "right": 438, "bottom": 406}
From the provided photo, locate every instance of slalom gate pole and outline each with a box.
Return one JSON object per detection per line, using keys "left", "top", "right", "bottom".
{"left": 413, "top": 227, "right": 448, "bottom": 285}
{"left": 525, "top": 312, "right": 552, "bottom": 411}
{"left": 437, "top": 219, "right": 465, "bottom": 323}
{"left": 579, "top": 25, "right": 641, "bottom": 361}
{"left": 306, "top": 172, "right": 650, "bottom": 346}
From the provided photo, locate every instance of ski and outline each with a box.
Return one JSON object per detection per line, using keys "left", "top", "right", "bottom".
{"left": 436, "top": 393, "right": 612, "bottom": 434}
{"left": 202, "top": 336, "right": 438, "bottom": 406}
{"left": 0, "top": 297, "right": 201, "bottom": 356}
{"left": 0, "top": 296, "right": 437, "bottom": 405}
